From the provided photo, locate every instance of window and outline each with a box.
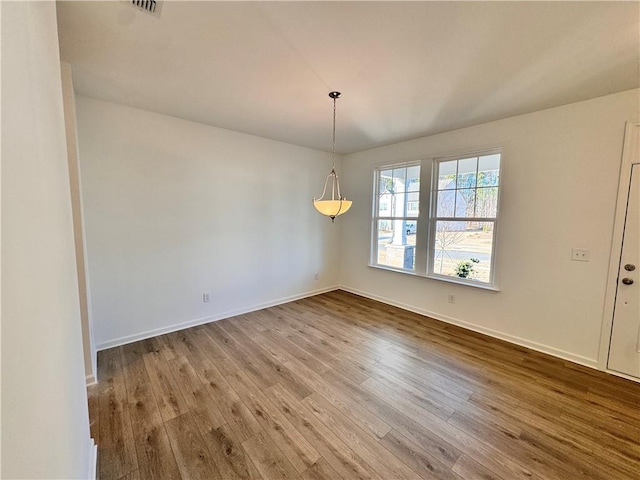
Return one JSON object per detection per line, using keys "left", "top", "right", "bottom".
{"left": 371, "top": 150, "right": 501, "bottom": 288}
{"left": 430, "top": 153, "right": 500, "bottom": 285}
{"left": 373, "top": 164, "right": 420, "bottom": 271}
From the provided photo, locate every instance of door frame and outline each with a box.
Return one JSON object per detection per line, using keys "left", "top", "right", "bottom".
{"left": 599, "top": 121, "right": 640, "bottom": 379}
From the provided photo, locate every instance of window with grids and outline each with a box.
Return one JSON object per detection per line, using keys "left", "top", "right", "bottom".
{"left": 429, "top": 153, "right": 501, "bottom": 284}
{"left": 371, "top": 150, "right": 501, "bottom": 288}
{"left": 373, "top": 163, "right": 420, "bottom": 271}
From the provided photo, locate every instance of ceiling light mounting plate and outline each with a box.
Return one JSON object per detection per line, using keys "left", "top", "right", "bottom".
{"left": 328, "top": 91, "right": 341, "bottom": 99}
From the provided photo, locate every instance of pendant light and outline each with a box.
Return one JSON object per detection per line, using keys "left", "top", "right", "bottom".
{"left": 313, "top": 91, "right": 352, "bottom": 222}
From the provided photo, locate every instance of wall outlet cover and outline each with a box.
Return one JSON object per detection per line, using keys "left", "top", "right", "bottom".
{"left": 571, "top": 248, "right": 590, "bottom": 262}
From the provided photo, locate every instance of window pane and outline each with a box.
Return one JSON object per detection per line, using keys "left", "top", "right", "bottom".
{"left": 478, "top": 154, "right": 500, "bottom": 187}
{"left": 455, "top": 189, "right": 476, "bottom": 218}
{"left": 438, "top": 161, "right": 457, "bottom": 190}
{"left": 376, "top": 220, "right": 416, "bottom": 270}
{"left": 433, "top": 221, "right": 494, "bottom": 283}
{"left": 407, "top": 192, "right": 420, "bottom": 217}
{"left": 379, "top": 170, "right": 393, "bottom": 194}
{"left": 393, "top": 168, "right": 407, "bottom": 192}
{"left": 378, "top": 193, "right": 392, "bottom": 216}
{"left": 457, "top": 157, "right": 477, "bottom": 189}
{"left": 407, "top": 165, "right": 421, "bottom": 192}
{"left": 437, "top": 190, "right": 455, "bottom": 217}
{"left": 476, "top": 187, "right": 499, "bottom": 218}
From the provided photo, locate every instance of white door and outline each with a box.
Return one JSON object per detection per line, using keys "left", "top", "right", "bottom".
{"left": 608, "top": 162, "right": 640, "bottom": 378}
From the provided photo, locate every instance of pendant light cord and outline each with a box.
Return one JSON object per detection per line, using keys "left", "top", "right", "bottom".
{"left": 332, "top": 95, "right": 337, "bottom": 171}
{"left": 314, "top": 92, "right": 344, "bottom": 204}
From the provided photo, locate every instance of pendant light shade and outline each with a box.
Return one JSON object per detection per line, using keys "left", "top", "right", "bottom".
{"left": 313, "top": 200, "right": 352, "bottom": 217}
{"left": 313, "top": 91, "right": 352, "bottom": 222}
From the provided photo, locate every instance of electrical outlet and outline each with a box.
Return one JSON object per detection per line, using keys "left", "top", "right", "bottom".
{"left": 314, "top": 272, "right": 319, "bottom": 280}
{"left": 203, "top": 292, "right": 211, "bottom": 303}
{"left": 448, "top": 294, "right": 455, "bottom": 304}
{"left": 571, "top": 248, "right": 590, "bottom": 262}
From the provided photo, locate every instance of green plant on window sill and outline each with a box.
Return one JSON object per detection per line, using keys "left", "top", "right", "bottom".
{"left": 455, "top": 258, "right": 480, "bottom": 278}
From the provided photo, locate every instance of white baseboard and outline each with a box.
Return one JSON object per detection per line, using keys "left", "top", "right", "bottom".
{"left": 604, "top": 368, "right": 640, "bottom": 384}
{"left": 339, "top": 285, "right": 599, "bottom": 370}
{"left": 87, "top": 439, "right": 97, "bottom": 480}
{"left": 85, "top": 374, "right": 97, "bottom": 387}
{"left": 96, "top": 285, "right": 340, "bottom": 351}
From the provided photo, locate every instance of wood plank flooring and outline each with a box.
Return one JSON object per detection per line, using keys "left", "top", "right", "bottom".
{"left": 89, "top": 290, "right": 640, "bottom": 480}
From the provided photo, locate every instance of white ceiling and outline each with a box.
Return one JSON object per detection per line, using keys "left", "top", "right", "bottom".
{"left": 57, "top": 1, "right": 639, "bottom": 154}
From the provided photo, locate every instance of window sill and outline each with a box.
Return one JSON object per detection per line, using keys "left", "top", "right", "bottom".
{"left": 426, "top": 273, "right": 499, "bottom": 291}
{"left": 368, "top": 264, "right": 500, "bottom": 291}
{"left": 368, "top": 264, "right": 421, "bottom": 276}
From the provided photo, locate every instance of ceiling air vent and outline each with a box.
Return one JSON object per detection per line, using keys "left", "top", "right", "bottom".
{"left": 129, "top": 0, "right": 163, "bottom": 18}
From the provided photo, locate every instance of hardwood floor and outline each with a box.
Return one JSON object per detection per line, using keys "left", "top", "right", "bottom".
{"left": 89, "top": 290, "right": 640, "bottom": 480}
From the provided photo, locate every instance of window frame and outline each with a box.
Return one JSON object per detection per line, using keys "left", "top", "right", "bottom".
{"left": 370, "top": 148, "right": 502, "bottom": 290}
{"left": 370, "top": 161, "right": 422, "bottom": 273}
{"left": 427, "top": 149, "right": 502, "bottom": 288}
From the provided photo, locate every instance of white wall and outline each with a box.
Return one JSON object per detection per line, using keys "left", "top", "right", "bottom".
{"left": 340, "top": 89, "right": 640, "bottom": 366}
{"left": 76, "top": 97, "right": 341, "bottom": 349}
{"left": 61, "top": 62, "right": 97, "bottom": 385}
{"left": 1, "top": 2, "right": 94, "bottom": 479}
